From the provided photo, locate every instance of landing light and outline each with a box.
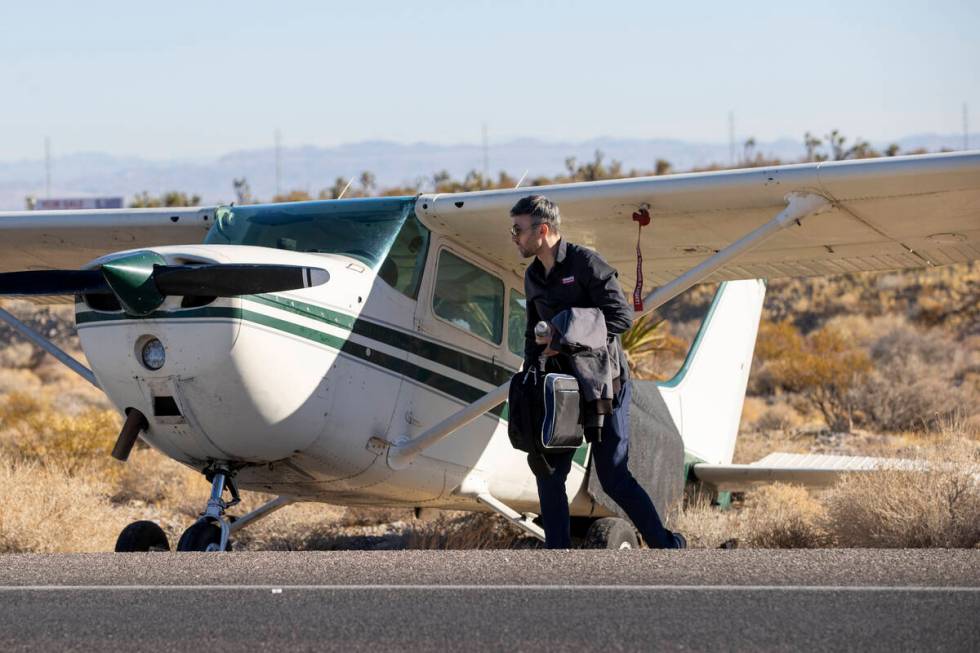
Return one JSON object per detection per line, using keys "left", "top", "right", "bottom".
{"left": 140, "top": 338, "right": 166, "bottom": 371}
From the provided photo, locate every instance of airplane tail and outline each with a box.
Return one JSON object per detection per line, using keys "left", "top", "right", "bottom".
{"left": 656, "top": 279, "right": 767, "bottom": 465}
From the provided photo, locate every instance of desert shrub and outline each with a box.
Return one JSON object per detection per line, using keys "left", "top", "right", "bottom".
{"left": 825, "top": 437, "right": 980, "bottom": 548}
{"left": 233, "top": 503, "right": 361, "bottom": 551}
{"left": 742, "top": 483, "right": 832, "bottom": 548}
{"left": 752, "top": 401, "right": 804, "bottom": 433}
{"left": 673, "top": 488, "right": 743, "bottom": 548}
{"left": 753, "top": 321, "right": 871, "bottom": 432}
{"left": 761, "top": 262, "right": 980, "bottom": 339}
{"left": 0, "top": 300, "right": 78, "bottom": 347}
{"left": 403, "top": 512, "right": 523, "bottom": 549}
{"left": 0, "top": 461, "right": 117, "bottom": 553}
{"left": 621, "top": 315, "right": 688, "bottom": 377}
{"left": 849, "top": 323, "right": 972, "bottom": 432}
{"left": 339, "top": 506, "right": 415, "bottom": 527}
{"left": 0, "top": 342, "right": 46, "bottom": 370}
{"left": 731, "top": 428, "right": 811, "bottom": 465}
{"left": 0, "top": 391, "right": 120, "bottom": 474}
{"left": 0, "top": 369, "right": 42, "bottom": 396}
{"left": 109, "top": 450, "right": 201, "bottom": 506}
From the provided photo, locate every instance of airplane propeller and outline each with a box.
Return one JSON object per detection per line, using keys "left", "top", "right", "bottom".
{"left": 0, "top": 250, "right": 329, "bottom": 316}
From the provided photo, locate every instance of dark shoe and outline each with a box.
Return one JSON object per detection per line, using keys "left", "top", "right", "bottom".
{"left": 673, "top": 532, "right": 687, "bottom": 549}
{"left": 718, "top": 538, "right": 739, "bottom": 550}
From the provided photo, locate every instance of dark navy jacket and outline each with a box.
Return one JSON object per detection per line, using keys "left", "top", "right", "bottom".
{"left": 523, "top": 238, "right": 632, "bottom": 390}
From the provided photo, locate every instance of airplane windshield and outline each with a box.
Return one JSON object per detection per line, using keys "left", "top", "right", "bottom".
{"left": 205, "top": 197, "right": 415, "bottom": 269}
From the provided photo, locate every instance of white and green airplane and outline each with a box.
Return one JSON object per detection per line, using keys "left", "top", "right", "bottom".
{"left": 0, "top": 151, "right": 977, "bottom": 551}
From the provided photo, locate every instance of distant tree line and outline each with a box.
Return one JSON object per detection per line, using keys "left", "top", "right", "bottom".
{"left": 128, "top": 130, "right": 940, "bottom": 208}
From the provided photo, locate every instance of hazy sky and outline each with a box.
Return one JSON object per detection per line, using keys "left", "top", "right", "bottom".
{"left": 2, "top": 0, "right": 978, "bottom": 160}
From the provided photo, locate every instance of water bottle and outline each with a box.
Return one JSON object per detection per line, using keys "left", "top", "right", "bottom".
{"left": 534, "top": 321, "right": 551, "bottom": 342}
{"left": 534, "top": 321, "right": 551, "bottom": 370}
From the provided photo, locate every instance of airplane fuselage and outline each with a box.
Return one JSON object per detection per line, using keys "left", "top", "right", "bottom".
{"left": 77, "top": 242, "right": 594, "bottom": 515}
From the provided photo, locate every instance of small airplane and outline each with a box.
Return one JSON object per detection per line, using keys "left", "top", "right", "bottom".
{"left": 0, "top": 151, "right": 977, "bottom": 551}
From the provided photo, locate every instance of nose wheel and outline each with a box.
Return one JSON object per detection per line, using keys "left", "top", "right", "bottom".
{"left": 177, "top": 520, "right": 230, "bottom": 552}
{"left": 176, "top": 464, "right": 240, "bottom": 552}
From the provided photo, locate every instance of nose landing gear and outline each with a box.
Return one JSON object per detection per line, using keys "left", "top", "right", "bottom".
{"left": 176, "top": 465, "right": 240, "bottom": 552}
{"left": 114, "top": 464, "right": 296, "bottom": 553}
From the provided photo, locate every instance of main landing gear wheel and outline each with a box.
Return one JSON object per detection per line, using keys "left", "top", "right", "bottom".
{"left": 115, "top": 520, "right": 170, "bottom": 552}
{"left": 584, "top": 517, "right": 640, "bottom": 549}
{"left": 177, "top": 520, "right": 230, "bottom": 552}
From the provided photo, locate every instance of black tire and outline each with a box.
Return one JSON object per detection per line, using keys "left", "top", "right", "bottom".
{"left": 583, "top": 517, "right": 639, "bottom": 549}
{"left": 176, "top": 520, "right": 229, "bottom": 552}
{"left": 115, "top": 521, "right": 170, "bottom": 552}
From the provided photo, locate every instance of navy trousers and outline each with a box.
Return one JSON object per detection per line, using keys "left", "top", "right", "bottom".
{"left": 533, "top": 380, "right": 681, "bottom": 549}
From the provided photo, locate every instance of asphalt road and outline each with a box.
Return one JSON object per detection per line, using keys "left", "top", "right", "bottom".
{"left": 1, "top": 550, "right": 977, "bottom": 652}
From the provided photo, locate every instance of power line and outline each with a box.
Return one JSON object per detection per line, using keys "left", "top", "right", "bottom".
{"left": 481, "top": 122, "right": 489, "bottom": 181}
{"left": 44, "top": 137, "right": 51, "bottom": 198}
{"left": 274, "top": 129, "right": 282, "bottom": 197}
{"left": 964, "top": 103, "right": 969, "bottom": 150}
{"left": 728, "top": 111, "right": 735, "bottom": 166}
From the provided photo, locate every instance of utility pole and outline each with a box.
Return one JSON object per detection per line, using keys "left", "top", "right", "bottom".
{"left": 481, "top": 122, "right": 489, "bottom": 183}
{"left": 274, "top": 129, "right": 282, "bottom": 198}
{"left": 964, "top": 103, "right": 969, "bottom": 150}
{"left": 728, "top": 111, "right": 735, "bottom": 166}
{"left": 44, "top": 137, "right": 51, "bottom": 198}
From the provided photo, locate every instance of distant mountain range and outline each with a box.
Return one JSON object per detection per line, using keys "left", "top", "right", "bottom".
{"left": 1, "top": 133, "right": 975, "bottom": 210}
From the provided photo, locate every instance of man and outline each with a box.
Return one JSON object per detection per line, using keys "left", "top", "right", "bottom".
{"left": 510, "top": 194, "right": 686, "bottom": 550}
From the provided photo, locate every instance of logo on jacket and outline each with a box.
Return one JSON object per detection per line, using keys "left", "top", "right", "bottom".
{"left": 561, "top": 276, "right": 575, "bottom": 285}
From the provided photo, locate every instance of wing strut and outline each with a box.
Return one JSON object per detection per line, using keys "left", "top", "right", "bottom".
{"left": 455, "top": 473, "right": 545, "bottom": 541}
{"left": 0, "top": 305, "right": 99, "bottom": 388}
{"left": 385, "top": 383, "right": 509, "bottom": 470}
{"left": 636, "top": 191, "right": 831, "bottom": 318}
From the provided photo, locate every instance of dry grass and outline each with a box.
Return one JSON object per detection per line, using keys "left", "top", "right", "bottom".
{"left": 824, "top": 431, "right": 980, "bottom": 548}
{"left": 672, "top": 489, "right": 743, "bottom": 549}
{"left": 403, "top": 512, "right": 528, "bottom": 549}
{"left": 1, "top": 392, "right": 120, "bottom": 475}
{"left": 0, "top": 461, "right": 117, "bottom": 553}
{"left": 742, "top": 484, "right": 833, "bottom": 548}
{"left": 678, "top": 424, "right": 980, "bottom": 550}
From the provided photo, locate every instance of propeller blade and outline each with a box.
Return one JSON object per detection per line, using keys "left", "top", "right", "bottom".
{"left": 0, "top": 261, "right": 328, "bottom": 308}
{"left": 0, "top": 270, "right": 110, "bottom": 296}
{"left": 151, "top": 264, "right": 329, "bottom": 297}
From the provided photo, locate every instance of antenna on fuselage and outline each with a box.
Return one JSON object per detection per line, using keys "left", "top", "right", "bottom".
{"left": 336, "top": 177, "right": 355, "bottom": 199}
{"left": 514, "top": 170, "right": 529, "bottom": 189}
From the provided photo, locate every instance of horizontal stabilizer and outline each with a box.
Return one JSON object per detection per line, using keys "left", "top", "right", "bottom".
{"left": 693, "top": 452, "right": 924, "bottom": 492}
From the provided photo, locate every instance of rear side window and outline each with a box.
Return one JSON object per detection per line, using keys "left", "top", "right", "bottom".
{"left": 433, "top": 250, "right": 504, "bottom": 344}
{"left": 507, "top": 289, "right": 527, "bottom": 357}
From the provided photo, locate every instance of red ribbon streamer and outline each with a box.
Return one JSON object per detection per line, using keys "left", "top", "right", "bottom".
{"left": 631, "top": 208, "right": 650, "bottom": 312}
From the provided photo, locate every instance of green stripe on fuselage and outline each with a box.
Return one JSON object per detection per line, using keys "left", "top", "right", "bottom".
{"left": 247, "top": 294, "right": 514, "bottom": 387}
{"left": 75, "top": 299, "right": 511, "bottom": 419}
{"left": 75, "top": 299, "right": 598, "bottom": 467}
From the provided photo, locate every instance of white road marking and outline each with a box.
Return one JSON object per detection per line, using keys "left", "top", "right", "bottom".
{"left": 0, "top": 584, "right": 976, "bottom": 592}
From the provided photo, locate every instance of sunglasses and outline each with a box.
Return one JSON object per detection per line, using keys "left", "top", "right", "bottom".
{"left": 510, "top": 222, "right": 543, "bottom": 237}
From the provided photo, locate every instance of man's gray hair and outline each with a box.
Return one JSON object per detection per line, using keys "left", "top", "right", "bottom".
{"left": 510, "top": 195, "right": 560, "bottom": 232}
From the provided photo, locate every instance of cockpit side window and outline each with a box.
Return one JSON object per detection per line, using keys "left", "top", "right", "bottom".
{"left": 432, "top": 250, "right": 504, "bottom": 344}
{"left": 377, "top": 212, "right": 430, "bottom": 299}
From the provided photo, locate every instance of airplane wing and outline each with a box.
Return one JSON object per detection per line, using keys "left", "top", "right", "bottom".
{"left": 0, "top": 206, "right": 216, "bottom": 274}
{"left": 416, "top": 151, "right": 980, "bottom": 289}
{"left": 691, "top": 452, "right": 926, "bottom": 492}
